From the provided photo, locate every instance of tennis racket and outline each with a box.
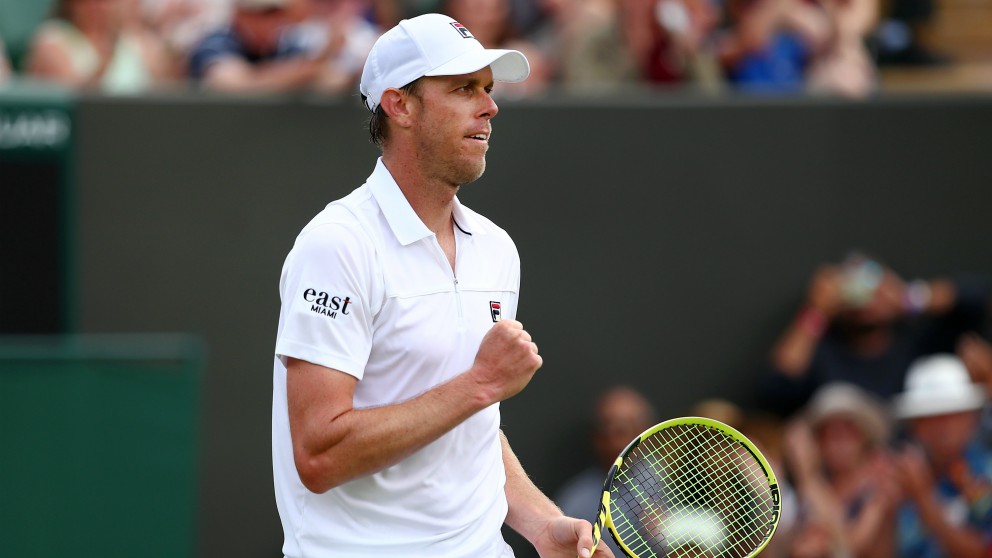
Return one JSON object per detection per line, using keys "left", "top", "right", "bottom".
{"left": 588, "top": 417, "right": 780, "bottom": 558}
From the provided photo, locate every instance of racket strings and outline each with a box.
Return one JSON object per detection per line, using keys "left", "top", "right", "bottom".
{"left": 610, "top": 424, "right": 777, "bottom": 558}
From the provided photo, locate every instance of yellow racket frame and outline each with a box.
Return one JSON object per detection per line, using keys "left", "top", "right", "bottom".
{"left": 589, "top": 416, "right": 781, "bottom": 558}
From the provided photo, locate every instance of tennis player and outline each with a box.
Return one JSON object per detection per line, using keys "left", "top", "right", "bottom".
{"left": 271, "top": 13, "right": 613, "bottom": 558}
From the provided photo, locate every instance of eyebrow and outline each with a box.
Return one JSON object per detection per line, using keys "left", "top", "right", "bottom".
{"left": 450, "top": 76, "right": 495, "bottom": 89}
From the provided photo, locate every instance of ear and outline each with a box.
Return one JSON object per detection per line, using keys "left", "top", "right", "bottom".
{"left": 379, "top": 88, "right": 417, "bottom": 130}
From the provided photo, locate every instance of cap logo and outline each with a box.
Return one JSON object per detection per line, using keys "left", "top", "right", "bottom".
{"left": 450, "top": 22, "right": 474, "bottom": 39}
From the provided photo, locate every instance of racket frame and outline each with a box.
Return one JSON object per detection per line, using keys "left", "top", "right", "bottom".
{"left": 590, "top": 416, "right": 781, "bottom": 558}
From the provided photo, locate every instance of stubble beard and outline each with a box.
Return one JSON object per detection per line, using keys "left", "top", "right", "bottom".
{"left": 416, "top": 136, "right": 487, "bottom": 188}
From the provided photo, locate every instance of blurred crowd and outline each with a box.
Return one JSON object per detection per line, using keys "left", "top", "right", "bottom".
{"left": 0, "top": 0, "right": 964, "bottom": 99}
{"left": 559, "top": 254, "right": 992, "bottom": 558}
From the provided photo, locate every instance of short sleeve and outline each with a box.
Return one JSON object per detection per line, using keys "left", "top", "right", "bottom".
{"left": 275, "top": 221, "right": 378, "bottom": 379}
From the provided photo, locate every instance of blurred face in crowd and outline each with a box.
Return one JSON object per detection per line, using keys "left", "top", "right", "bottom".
{"left": 592, "top": 387, "right": 655, "bottom": 470}
{"left": 235, "top": 0, "right": 304, "bottom": 54}
{"left": 63, "top": 0, "right": 126, "bottom": 31}
{"left": 815, "top": 416, "right": 871, "bottom": 476}
{"left": 909, "top": 411, "right": 978, "bottom": 469}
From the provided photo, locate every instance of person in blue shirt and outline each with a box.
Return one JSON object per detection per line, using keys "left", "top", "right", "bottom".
{"left": 188, "top": 0, "right": 329, "bottom": 92}
{"left": 891, "top": 354, "right": 992, "bottom": 558}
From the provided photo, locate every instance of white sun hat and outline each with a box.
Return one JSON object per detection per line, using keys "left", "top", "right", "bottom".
{"left": 893, "top": 354, "right": 986, "bottom": 419}
{"left": 359, "top": 13, "right": 530, "bottom": 112}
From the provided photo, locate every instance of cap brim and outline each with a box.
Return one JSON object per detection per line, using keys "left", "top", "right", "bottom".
{"left": 424, "top": 49, "right": 530, "bottom": 83}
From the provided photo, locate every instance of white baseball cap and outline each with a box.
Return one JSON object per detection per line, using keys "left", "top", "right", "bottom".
{"left": 359, "top": 13, "right": 530, "bottom": 112}
{"left": 893, "top": 354, "right": 986, "bottom": 419}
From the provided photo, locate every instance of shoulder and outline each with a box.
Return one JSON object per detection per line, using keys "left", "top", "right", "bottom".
{"left": 33, "top": 19, "right": 76, "bottom": 40}
{"left": 29, "top": 19, "right": 79, "bottom": 52}
{"left": 291, "top": 186, "right": 380, "bottom": 257}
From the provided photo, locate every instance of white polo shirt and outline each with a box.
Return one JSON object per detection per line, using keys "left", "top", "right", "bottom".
{"left": 272, "top": 158, "right": 520, "bottom": 557}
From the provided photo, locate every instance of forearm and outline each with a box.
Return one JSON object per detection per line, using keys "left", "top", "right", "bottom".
{"left": 204, "top": 59, "right": 320, "bottom": 93}
{"left": 848, "top": 496, "right": 893, "bottom": 556}
{"left": 295, "top": 370, "right": 493, "bottom": 493}
{"left": 502, "top": 430, "right": 564, "bottom": 543}
{"left": 291, "top": 319, "right": 540, "bottom": 493}
{"left": 914, "top": 494, "right": 986, "bottom": 557}
{"left": 770, "top": 306, "right": 826, "bottom": 377}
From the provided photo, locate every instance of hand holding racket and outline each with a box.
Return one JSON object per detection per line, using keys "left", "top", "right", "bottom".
{"left": 586, "top": 417, "right": 781, "bottom": 558}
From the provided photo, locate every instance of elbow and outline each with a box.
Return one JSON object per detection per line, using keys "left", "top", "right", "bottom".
{"left": 294, "top": 451, "right": 341, "bottom": 494}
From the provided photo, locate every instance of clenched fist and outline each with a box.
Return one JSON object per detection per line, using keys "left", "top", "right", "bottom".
{"left": 470, "top": 320, "right": 543, "bottom": 404}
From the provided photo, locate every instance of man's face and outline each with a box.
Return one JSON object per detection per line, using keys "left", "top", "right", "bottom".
{"left": 407, "top": 67, "right": 499, "bottom": 187}
{"left": 909, "top": 411, "right": 978, "bottom": 468}
{"left": 592, "top": 390, "right": 654, "bottom": 470}
{"left": 815, "top": 416, "right": 870, "bottom": 474}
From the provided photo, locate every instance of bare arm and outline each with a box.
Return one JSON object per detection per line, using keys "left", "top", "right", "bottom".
{"left": 288, "top": 319, "right": 541, "bottom": 493}
{"left": 202, "top": 56, "right": 324, "bottom": 93}
{"left": 769, "top": 265, "right": 842, "bottom": 377}
{"left": 26, "top": 30, "right": 114, "bottom": 88}
{"left": 0, "top": 40, "right": 10, "bottom": 82}
{"left": 911, "top": 491, "right": 986, "bottom": 557}
{"left": 502, "top": 431, "right": 615, "bottom": 558}
{"left": 895, "top": 449, "right": 986, "bottom": 558}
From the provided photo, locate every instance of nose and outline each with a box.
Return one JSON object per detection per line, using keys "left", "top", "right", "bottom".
{"left": 479, "top": 91, "right": 499, "bottom": 120}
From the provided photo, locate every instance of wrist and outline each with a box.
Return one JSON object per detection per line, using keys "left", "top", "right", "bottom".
{"left": 796, "top": 305, "right": 828, "bottom": 338}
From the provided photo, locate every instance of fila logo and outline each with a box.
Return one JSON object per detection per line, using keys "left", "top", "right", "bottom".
{"left": 303, "top": 288, "right": 353, "bottom": 319}
{"left": 490, "top": 301, "right": 501, "bottom": 322}
{"left": 450, "top": 22, "right": 474, "bottom": 39}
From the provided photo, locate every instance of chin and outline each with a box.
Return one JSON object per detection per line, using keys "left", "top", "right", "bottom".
{"left": 452, "top": 160, "right": 487, "bottom": 186}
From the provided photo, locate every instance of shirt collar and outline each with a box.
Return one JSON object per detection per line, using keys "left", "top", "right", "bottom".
{"left": 368, "top": 158, "right": 486, "bottom": 246}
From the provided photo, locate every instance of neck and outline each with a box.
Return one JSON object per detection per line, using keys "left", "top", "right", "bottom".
{"left": 381, "top": 154, "right": 459, "bottom": 236}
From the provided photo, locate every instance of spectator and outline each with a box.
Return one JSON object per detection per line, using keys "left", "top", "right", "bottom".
{"left": 717, "top": 0, "right": 833, "bottom": 93}
{"left": 555, "top": 385, "right": 657, "bottom": 558}
{"left": 442, "top": 0, "right": 551, "bottom": 97}
{"left": 806, "top": 0, "right": 878, "bottom": 97}
{"left": 625, "top": 0, "right": 724, "bottom": 92}
{"left": 691, "top": 397, "right": 745, "bottom": 428}
{"left": 739, "top": 411, "right": 798, "bottom": 558}
{"left": 522, "top": 0, "right": 641, "bottom": 92}
{"left": 0, "top": 35, "right": 11, "bottom": 84}
{"left": 25, "top": 0, "right": 175, "bottom": 93}
{"left": 890, "top": 354, "right": 992, "bottom": 558}
{"left": 958, "top": 333, "right": 992, "bottom": 445}
{"left": 139, "top": 0, "right": 233, "bottom": 75}
{"left": 368, "top": 0, "right": 443, "bottom": 29}
{"left": 959, "top": 333, "right": 992, "bottom": 396}
{"left": 282, "top": 0, "right": 381, "bottom": 94}
{"left": 188, "top": 0, "right": 330, "bottom": 92}
{"left": 785, "top": 383, "right": 897, "bottom": 558}
{"left": 759, "top": 253, "right": 990, "bottom": 417}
